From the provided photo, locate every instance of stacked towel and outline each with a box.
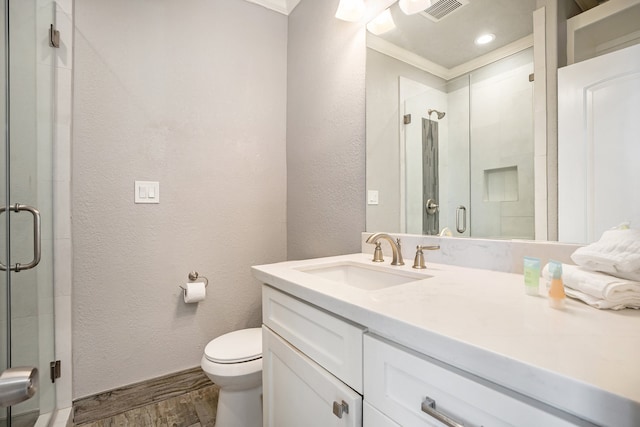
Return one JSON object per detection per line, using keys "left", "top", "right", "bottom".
{"left": 571, "top": 228, "right": 640, "bottom": 281}
{"left": 542, "top": 263, "right": 640, "bottom": 310}
{"left": 548, "top": 227, "right": 640, "bottom": 309}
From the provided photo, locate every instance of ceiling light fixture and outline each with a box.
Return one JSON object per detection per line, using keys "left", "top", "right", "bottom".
{"left": 366, "top": 8, "right": 396, "bottom": 35}
{"left": 475, "top": 33, "right": 496, "bottom": 45}
{"left": 335, "top": 0, "right": 366, "bottom": 22}
{"left": 398, "top": 0, "right": 432, "bottom": 15}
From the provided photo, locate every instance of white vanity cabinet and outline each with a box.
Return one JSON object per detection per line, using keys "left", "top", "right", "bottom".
{"left": 262, "top": 285, "right": 364, "bottom": 427}
{"left": 364, "top": 334, "right": 590, "bottom": 427}
{"left": 253, "top": 254, "right": 639, "bottom": 427}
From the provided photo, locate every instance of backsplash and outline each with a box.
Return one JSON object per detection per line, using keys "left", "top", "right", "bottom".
{"left": 362, "top": 233, "right": 581, "bottom": 274}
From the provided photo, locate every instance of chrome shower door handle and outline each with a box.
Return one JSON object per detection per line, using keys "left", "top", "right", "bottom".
{"left": 455, "top": 205, "right": 467, "bottom": 234}
{"left": 0, "top": 203, "right": 42, "bottom": 272}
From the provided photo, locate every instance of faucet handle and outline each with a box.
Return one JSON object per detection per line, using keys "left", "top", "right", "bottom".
{"left": 372, "top": 242, "right": 384, "bottom": 262}
{"left": 412, "top": 245, "right": 440, "bottom": 269}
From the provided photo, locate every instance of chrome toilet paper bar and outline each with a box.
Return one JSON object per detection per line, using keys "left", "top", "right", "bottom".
{"left": 178, "top": 271, "right": 209, "bottom": 290}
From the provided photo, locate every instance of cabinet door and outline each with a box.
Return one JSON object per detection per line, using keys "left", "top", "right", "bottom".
{"left": 262, "top": 285, "right": 364, "bottom": 393}
{"left": 263, "top": 326, "right": 362, "bottom": 427}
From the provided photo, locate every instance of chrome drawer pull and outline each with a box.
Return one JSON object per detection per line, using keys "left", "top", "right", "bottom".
{"left": 332, "top": 400, "right": 349, "bottom": 418}
{"left": 421, "top": 396, "right": 464, "bottom": 427}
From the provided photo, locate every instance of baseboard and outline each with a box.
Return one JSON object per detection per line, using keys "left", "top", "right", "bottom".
{"left": 72, "top": 367, "right": 211, "bottom": 425}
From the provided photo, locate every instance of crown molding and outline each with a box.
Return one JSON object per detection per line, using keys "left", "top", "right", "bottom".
{"left": 245, "top": 0, "right": 301, "bottom": 15}
{"left": 367, "top": 33, "right": 534, "bottom": 81}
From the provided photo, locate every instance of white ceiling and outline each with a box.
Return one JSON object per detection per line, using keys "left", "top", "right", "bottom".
{"left": 379, "top": 0, "right": 538, "bottom": 69}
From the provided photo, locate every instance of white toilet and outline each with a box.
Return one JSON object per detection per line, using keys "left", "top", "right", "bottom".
{"left": 201, "top": 327, "right": 263, "bottom": 427}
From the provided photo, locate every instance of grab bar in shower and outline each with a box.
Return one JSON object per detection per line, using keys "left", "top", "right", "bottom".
{"left": 0, "top": 203, "right": 42, "bottom": 272}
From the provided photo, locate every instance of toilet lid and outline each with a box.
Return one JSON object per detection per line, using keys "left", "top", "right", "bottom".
{"left": 204, "top": 328, "right": 262, "bottom": 364}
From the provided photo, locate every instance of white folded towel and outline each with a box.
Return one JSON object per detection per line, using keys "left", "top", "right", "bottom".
{"left": 571, "top": 228, "right": 640, "bottom": 281}
{"left": 563, "top": 288, "right": 640, "bottom": 310}
{"left": 542, "top": 263, "right": 640, "bottom": 310}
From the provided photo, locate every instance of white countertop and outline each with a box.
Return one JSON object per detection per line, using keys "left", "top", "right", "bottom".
{"left": 252, "top": 253, "right": 640, "bottom": 427}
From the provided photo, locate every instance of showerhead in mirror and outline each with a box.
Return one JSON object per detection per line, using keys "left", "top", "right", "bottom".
{"left": 427, "top": 109, "right": 446, "bottom": 120}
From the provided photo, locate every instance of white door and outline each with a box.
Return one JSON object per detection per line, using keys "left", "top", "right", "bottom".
{"left": 558, "top": 43, "right": 640, "bottom": 243}
{"left": 262, "top": 326, "right": 363, "bottom": 427}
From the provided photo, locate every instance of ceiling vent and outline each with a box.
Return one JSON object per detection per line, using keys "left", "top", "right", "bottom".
{"left": 420, "top": 0, "right": 469, "bottom": 22}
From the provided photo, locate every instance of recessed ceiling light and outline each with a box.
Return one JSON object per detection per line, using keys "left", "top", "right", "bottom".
{"left": 475, "top": 33, "right": 496, "bottom": 45}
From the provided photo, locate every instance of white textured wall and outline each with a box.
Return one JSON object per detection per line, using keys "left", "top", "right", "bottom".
{"left": 286, "top": 0, "right": 366, "bottom": 259}
{"left": 72, "top": 0, "right": 287, "bottom": 398}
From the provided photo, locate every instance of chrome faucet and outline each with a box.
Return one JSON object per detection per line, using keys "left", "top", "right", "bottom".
{"left": 366, "top": 233, "right": 404, "bottom": 266}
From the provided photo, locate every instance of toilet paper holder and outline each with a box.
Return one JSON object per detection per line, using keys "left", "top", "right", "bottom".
{"left": 179, "top": 271, "right": 209, "bottom": 290}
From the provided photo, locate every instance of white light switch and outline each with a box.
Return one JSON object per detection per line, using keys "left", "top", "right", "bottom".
{"left": 135, "top": 181, "right": 160, "bottom": 204}
{"left": 368, "top": 190, "right": 379, "bottom": 205}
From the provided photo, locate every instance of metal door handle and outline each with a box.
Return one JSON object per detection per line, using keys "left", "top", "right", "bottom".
{"left": 426, "top": 199, "right": 439, "bottom": 215}
{"left": 455, "top": 205, "right": 467, "bottom": 234}
{"left": 0, "top": 367, "right": 38, "bottom": 407}
{"left": 0, "top": 204, "right": 41, "bottom": 272}
{"left": 332, "top": 400, "right": 349, "bottom": 418}
{"left": 421, "top": 396, "right": 464, "bottom": 427}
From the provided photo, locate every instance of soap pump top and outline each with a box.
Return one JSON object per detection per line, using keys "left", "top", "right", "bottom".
{"left": 548, "top": 260, "right": 566, "bottom": 309}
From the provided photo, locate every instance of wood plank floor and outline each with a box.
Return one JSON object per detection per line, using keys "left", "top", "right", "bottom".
{"left": 75, "top": 385, "right": 218, "bottom": 427}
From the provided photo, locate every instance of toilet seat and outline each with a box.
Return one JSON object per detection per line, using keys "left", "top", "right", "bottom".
{"left": 204, "top": 328, "right": 262, "bottom": 364}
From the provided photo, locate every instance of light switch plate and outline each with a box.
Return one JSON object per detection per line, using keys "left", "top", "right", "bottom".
{"left": 135, "top": 181, "right": 160, "bottom": 204}
{"left": 367, "top": 190, "right": 379, "bottom": 205}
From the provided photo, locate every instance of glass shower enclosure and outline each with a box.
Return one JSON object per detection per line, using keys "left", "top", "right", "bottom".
{"left": 1, "top": 0, "right": 56, "bottom": 425}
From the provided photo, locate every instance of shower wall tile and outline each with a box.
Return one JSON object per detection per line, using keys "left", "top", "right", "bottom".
{"left": 501, "top": 216, "right": 535, "bottom": 240}
{"left": 10, "top": 273, "right": 38, "bottom": 319}
{"left": 534, "top": 154, "right": 548, "bottom": 240}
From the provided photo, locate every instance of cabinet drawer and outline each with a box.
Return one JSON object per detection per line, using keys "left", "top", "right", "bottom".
{"left": 364, "top": 401, "right": 400, "bottom": 427}
{"left": 262, "top": 285, "right": 364, "bottom": 393}
{"left": 364, "top": 334, "right": 586, "bottom": 427}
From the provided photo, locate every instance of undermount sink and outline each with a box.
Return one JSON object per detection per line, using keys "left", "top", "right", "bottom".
{"left": 296, "top": 261, "right": 428, "bottom": 291}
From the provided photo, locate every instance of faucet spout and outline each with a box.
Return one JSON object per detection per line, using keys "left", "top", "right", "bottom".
{"left": 365, "top": 233, "right": 404, "bottom": 266}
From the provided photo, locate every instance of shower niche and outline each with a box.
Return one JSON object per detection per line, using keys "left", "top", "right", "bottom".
{"left": 483, "top": 166, "right": 519, "bottom": 202}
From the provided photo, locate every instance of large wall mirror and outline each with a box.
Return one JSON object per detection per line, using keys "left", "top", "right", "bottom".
{"left": 366, "top": 0, "right": 640, "bottom": 244}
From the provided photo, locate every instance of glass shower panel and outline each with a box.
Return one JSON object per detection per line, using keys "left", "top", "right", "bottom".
{"left": 2, "top": 0, "right": 56, "bottom": 425}
{"left": 443, "top": 75, "right": 470, "bottom": 237}
{"left": 1, "top": 1, "right": 8, "bottom": 423}
{"left": 468, "top": 48, "right": 535, "bottom": 240}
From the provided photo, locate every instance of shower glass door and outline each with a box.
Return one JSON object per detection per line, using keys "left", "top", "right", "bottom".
{"left": 468, "top": 48, "right": 535, "bottom": 239}
{"left": 2, "top": 0, "right": 56, "bottom": 425}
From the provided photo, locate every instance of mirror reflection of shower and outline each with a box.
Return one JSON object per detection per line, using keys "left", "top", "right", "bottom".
{"left": 427, "top": 109, "right": 446, "bottom": 120}
{"left": 423, "top": 108, "right": 446, "bottom": 235}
